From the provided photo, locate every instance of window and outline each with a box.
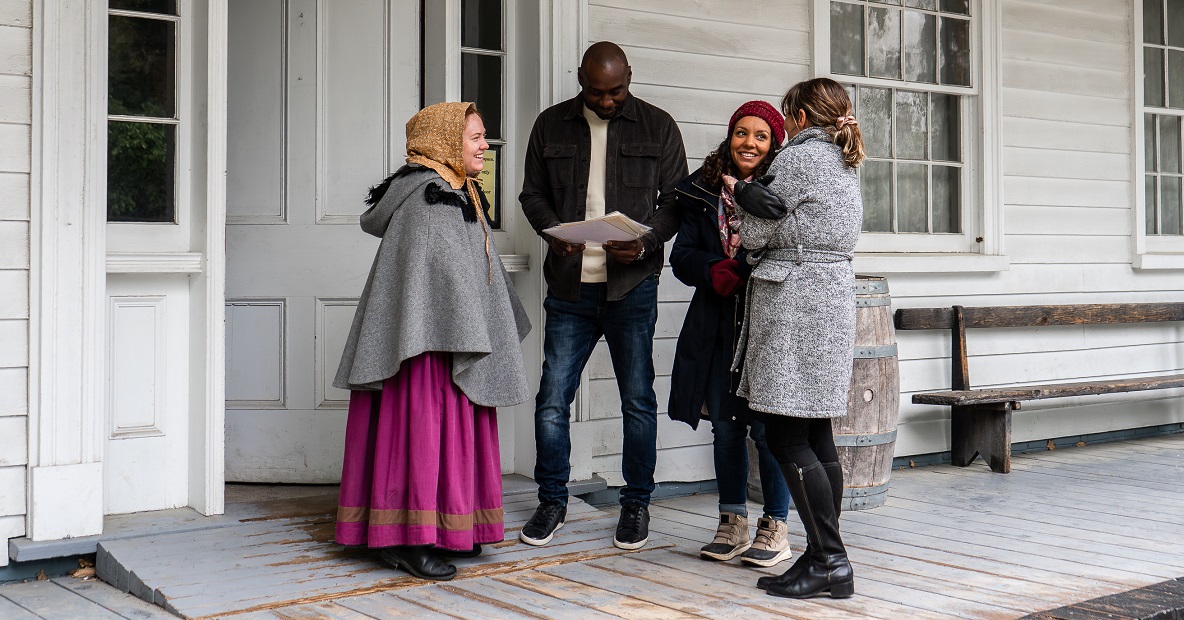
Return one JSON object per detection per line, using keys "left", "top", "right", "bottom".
{"left": 820, "top": 0, "right": 1002, "bottom": 262}
{"left": 107, "top": 0, "right": 180, "bottom": 223}
{"left": 1142, "top": 0, "right": 1184, "bottom": 237}
{"left": 461, "top": 0, "right": 504, "bottom": 229}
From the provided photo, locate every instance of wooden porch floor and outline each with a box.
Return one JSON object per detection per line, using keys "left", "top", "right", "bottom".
{"left": 2, "top": 432, "right": 1182, "bottom": 619}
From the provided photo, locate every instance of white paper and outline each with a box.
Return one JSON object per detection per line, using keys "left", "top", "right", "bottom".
{"left": 543, "top": 212, "right": 651, "bottom": 244}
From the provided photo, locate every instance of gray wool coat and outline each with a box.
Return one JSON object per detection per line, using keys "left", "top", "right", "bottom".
{"left": 333, "top": 167, "right": 532, "bottom": 408}
{"left": 733, "top": 127, "right": 863, "bottom": 418}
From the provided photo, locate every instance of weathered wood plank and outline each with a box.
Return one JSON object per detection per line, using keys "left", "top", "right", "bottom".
{"left": 333, "top": 592, "right": 458, "bottom": 619}
{"left": 497, "top": 571, "right": 694, "bottom": 619}
{"left": 232, "top": 601, "right": 382, "bottom": 619}
{"left": 896, "top": 303, "right": 1184, "bottom": 330}
{"left": 51, "top": 577, "right": 177, "bottom": 620}
{"left": 913, "top": 374, "right": 1184, "bottom": 405}
{"left": 449, "top": 577, "right": 623, "bottom": 619}
{"left": 0, "top": 595, "right": 39, "bottom": 620}
{"left": 391, "top": 582, "right": 549, "bottom": 620}
{"left": 0, "top": 580, "right": 124, "bottom": 620}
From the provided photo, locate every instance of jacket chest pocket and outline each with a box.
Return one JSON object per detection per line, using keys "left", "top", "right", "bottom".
{"left": 620, "top": 142, "right": 660, "bottom": 189}
{"left": 543, "top": 143, "right": 577, "bottom": 188}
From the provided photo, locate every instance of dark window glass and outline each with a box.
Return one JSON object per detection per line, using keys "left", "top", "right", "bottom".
{"left": 461, "top": 53, "right": 502, "bottom": 140}
{"left": 1169, "top": 0, "right": 1184, "bottom": 46}
{"left": 109, "top": 0, "right": 177, "bottom": 15}
{"left": 461, "top": 0, "right": 501, "bottom": 51}
{"left": 931, "top": 165, "right": 960, "bottom": 233}
{"left": 109, "top": 15, "right": 176, "bottom": 117}
{"left": 868, "top": 7, "right": 901, "bottom": 80}
{"left": 861, "top": 160, "right": 893, "bottom": 232}
{"left": 107, "top": 121, "right": 176, "bottom": 222}
{"left": 1162, "top": 176, "right": 1183, "bottom": 234}
{"left": 897, "top": 162, "right": 929, "bottom": 232}
{"left": 940, "top": 0, "right": 969, "bottom": 15}
{"left": 1146, "top": 47, "right": 1166, "bottom": 107}
{"left": 1145, "top": 0, "right": 1164, "bottom": 44}
{"left": 939, "top": 17, "right": 970, "bottom": 86}
{"left": 903, "top": 10, "right": 937, "bottom": 83}
{"left": 831, "top": 2, "right": 865, "bottom": 76}
{"left": 1147, "top": 175, "right": 1159, "bottom": 234}
{"left": 1169, "top": 49, "right": 1184, "bottom": 109}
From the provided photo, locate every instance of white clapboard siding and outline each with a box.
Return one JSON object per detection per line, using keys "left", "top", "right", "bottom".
{"left": 581, "top": 0, "right": 816, "bottom": 481}
{"left": 1, "top": 2, "right": 31, "bottom": 557}
{"left": 0, "top": 417, "right": 25, "bottom": 467}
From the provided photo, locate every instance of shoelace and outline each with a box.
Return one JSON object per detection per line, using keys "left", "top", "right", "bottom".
{"left": 530, "top": 504, "right": 562, "bottom": 527}
{"left": 620, "top": 508, "right": 644, "bottom": 532}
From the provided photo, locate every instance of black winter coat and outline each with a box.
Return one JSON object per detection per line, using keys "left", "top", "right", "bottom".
{"left": 667, "top": 167, "right": 753, "bottom": 429}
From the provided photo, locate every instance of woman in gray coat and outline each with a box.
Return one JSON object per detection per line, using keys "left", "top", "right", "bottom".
{"left": 726, "top": 78, "right": 865, "bottom": 600}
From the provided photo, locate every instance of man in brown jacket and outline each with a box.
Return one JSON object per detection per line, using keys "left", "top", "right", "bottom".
{"left": 518, "top": 41, "right": 687, "bottom": 551}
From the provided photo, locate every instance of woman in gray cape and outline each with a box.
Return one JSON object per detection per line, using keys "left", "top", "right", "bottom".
{"left": 333, "top": 102, "right": 531, "bottom": 581}
{"left": 727, "top": 78, "right": 865, "bottom": 600}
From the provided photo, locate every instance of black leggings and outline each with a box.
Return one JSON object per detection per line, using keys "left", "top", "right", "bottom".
{"left": 762, "top": 414, "right": 838, "bottom": 472}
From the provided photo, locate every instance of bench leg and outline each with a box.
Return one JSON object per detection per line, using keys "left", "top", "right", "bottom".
{"left": 951, "top": 403, "right": 1013, "bottom": 473}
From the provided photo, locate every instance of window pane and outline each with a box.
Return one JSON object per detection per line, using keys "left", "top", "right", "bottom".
{"left": 461, "top": 53, "right": 502, "bottom": 140}
{"left": 1169, "top": 0, "right": 1184, "bottom": 47}
{"left": 868, "top": 7, "right": 901, "bottom": 79}
{"left": 898, "top": 163, "right": 928, "bottom": 232}
{"left": 1162, "top": 176, "right": 1183, "bottom": 234}
{"left": 931, "top": 93, "right": 960, "bottom": 162}
{"left": 109, "top": 0, "right": 177, "bottom": 14}
{"left": 895, "top": 90, "right": 928, "bottom": 159}
{"left": 1146, "top": 48, "right": 1165, "bottom": 107}
{"left": 1146, "top": 113, "right": 1158, "bottom": 171}
{"left": 461, "top": 0, "right": 501, "bottom": 51}
{"left": 1169, "top": 49, "right": 1184, "bottom": 109}
{"left": 940, "top": 0, "right": 969, "bottom": 15}
{"left": 1160, "top": 115, "right": 1181, "bottom": 173}
{"left": 860, "top": 86, "right": 893, "bottom": 158}
{"left": 1146, "top": 175, "right": 1159, "bottom": 234}
{"left": 939, "top": 17, "right": 970, "bottom": 86}
{"left": 932, "top": 165, "right": 960, "bottom": 233}
{"left": 1145, "top": 0, "right": 1165, "bottom": 44}
{"left": 831, "top": 2, "right": 866, "bottom": 76}
{"left": 871, "top": 0, "right": 901, "bottom": 5}
{"left": 903, "top": 10, "right": 937, "bottom": 83}
{"left": 903, "top": 0, "right": 936, "bottom": 9}
{"left": 108, "top": 15, "right": 176, "bottom": 117}
{"left": 108, "top": 121, "right": 175, "bottom": 222}
{"left": 861, "top": 160, "right": 893, "bottom": 232}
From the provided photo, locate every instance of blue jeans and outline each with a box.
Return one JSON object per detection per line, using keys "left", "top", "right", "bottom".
{"left": 533, "top": 276, "right": 659, "bottom": 508}
{"left": 711, "top": 416, "right": 790, "bottom": 521}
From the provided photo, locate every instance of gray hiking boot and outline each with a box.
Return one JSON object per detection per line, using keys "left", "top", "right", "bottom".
{"left": 740, "top": 516, "right": 792, "bottom": 567}
{"left": 699, "top": 512, "right": 751, "bottom": 561}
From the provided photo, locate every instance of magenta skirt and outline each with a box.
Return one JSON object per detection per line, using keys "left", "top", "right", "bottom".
{"left": 335, "top": 351, "right": 504, "bottom": 550}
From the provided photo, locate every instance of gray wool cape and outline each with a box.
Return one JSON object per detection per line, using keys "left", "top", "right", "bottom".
{"left": 733, "top": 127, "right": 863, "bottom": 418}
{"left": 333, "top": 167, "right": 532, "bottom": 408}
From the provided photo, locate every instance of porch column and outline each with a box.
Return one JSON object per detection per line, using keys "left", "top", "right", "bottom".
{"left": 27, "top": 0, "right": 107, "bottom": 540}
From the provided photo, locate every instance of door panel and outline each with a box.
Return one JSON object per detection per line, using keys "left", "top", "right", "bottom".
{"left": 225, "top": 0, "right": 417, "bottom": 482}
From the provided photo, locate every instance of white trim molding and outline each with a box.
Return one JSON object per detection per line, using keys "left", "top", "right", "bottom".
{"left": 27, "top": 0, "right": 108, "bottom": 540}
{"left": 106, "top": 252, "right": 205, "bottom": 273}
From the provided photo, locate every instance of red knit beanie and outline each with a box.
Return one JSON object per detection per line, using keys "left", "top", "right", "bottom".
{"left": 728, "top": 100, "right": 786, "bottom": 146}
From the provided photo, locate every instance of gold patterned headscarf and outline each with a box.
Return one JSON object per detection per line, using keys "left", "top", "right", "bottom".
{"left": 405, "top": 101, "right": 492, "bottom": 280}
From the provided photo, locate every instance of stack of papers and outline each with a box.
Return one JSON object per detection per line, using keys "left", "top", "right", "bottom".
{"left": 543, "top": 212, "right": 651, "bottom": 244}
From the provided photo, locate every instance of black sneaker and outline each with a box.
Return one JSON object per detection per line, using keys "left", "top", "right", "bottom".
{"left": 614, "top": 503, "right": 650, "bottom": 550}
{"left": 519, "top": 501, "right": 566, "bottom": 546}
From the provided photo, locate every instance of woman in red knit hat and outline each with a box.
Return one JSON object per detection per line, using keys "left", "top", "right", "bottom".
{"left": 667, "top": 100, "right": 794, "bottom": 569}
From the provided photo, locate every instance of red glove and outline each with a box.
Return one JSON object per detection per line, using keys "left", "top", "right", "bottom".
{"left": 709, "top": 259, "right": 743, "bottom": 297}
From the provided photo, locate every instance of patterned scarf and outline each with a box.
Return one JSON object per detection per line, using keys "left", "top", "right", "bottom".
{"left": 404, "top": 101, "right": 492, "bottom": 281}
{"left": 717, "top": 179, "right": 749, "bottom": 258}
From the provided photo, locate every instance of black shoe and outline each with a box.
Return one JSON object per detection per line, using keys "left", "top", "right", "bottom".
{"left": 614, "top": 503, "right": 650, "bottom": 550}
{"left": 519, "top": 501, "right": 566, "bottom": 546}
{"left": 380, "top": 546, "right": 457, "bottom": 581}
{"left": 766, "top": 462, "right": 854, "bottom": 599}
{"left": 757, "top": 551, "right": 810, "bottom": 590}
{"left": 438, "top": 544, "right": 482, "bottom": 558}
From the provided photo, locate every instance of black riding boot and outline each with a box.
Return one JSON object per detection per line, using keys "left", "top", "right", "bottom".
{"left": 766, "top": 462, "right": 854, "bottom": 599}
{"left": 756, "top": 461, "right": 844, "bottom": 591}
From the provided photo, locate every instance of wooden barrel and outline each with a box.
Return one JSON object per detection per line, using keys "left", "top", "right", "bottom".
{"left": 748, "top": 275, "right": 900, "bottom": 511}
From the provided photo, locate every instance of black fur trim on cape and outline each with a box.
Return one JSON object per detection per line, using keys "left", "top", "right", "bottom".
{"left": 363, "top": 164, "right": 425, "bottom": 207}
{"left": 425, "top": 182, "right": 493, "bottom": 225}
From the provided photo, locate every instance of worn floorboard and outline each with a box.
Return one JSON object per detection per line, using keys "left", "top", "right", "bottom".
{"left": 2, "top": 433, "right": 1182, "bottom": 619}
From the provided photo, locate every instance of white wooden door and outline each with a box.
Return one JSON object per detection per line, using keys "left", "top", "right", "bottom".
{"left": 224, "top": 0, "right": 420, "bottom": 482}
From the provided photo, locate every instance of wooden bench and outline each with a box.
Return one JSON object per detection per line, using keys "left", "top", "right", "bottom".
{"left": 894, "top": 303, "right": 1184, "bottom": 473}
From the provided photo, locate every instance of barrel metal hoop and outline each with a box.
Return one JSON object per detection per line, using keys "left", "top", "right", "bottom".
{"left": 853, "top": 344, "right": 898, "bottom": 359}
{"left": 854, "top": 279, "right": 890, "bottom": 295}
{"left": 842, "top": 484, "right": 890, "bottom": 498}
{"left": 855, "top": 296, "right": 891, "bottom": 307}
{"left": 833, "top": 429, "right": 898, "bottom": 447}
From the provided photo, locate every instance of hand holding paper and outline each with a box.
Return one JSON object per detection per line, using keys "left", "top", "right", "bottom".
{"left": 543, "top": 212, "right": 651, "bottom": 245}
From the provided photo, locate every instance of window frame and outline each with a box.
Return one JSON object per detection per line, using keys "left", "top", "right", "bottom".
{"left": 105, "top": 0, "right": 193, "bottom": 254}
{"left": 813, "top": 0, "right": 1007, "bottom": 272}
{"left": 1133, "top": 0, "right": 1184, "bottom": 269}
